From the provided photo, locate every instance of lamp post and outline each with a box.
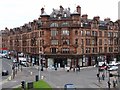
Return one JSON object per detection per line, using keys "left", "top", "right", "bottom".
{"left": 15, "top": 38, "right": 19, "bottom": 74}
{"left": 118, "top": 20, "right": 120, "bottom": 89}
{"left": 97, "top": 53, "right": 100, "bottom": 74}
{"left": 39, "top": 51, "right": 43, "bottom": 80}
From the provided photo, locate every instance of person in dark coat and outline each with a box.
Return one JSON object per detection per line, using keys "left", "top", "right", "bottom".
{"left": 113, "top": 80, "right": 116, "bottom": 88}
{"left": 97, "top": 73, "right": 100, "bottom": 82}
{"left": 102, "top": 73, "right": 105, "bottom": 80}
{"left": 107, "top": 81, "right": 111, "bottom": 89}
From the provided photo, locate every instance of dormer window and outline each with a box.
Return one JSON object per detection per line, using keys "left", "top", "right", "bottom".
{"left": 53, "top": 14, "right": 56, "bottom": 18}
{"left": 50, "top": 23, "right": 58, "bottom": 27}
{"left": 64, "top": 13, "right": 67, "bottom": 17}
{"left": 58, "top": 16, "right": 61, "bottom": 20}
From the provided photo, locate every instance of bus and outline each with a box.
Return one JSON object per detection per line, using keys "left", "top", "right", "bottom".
{"left": 0, "top": 48, "right": 8, "bottom": 57}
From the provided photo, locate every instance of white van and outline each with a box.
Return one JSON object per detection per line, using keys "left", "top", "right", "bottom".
{"left": 19, "top": 57, "right": 28, "bottom": 67}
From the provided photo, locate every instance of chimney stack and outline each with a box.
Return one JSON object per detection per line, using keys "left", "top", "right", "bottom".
{"left": 76, "top": 5, "right": 81, "bottom": 14}
{"left": 82, "top": 14, "right": 88, "bottom": 20}
{"left": 41, "top": 7, "right": 44, "bottom": 14}
{"left": 60, "top": 5, "right": 64, "bottom": 10}
{"left": 104, "top": 18, "right": 111, "bottom": 22}
{"left": 93, "top": 16, "right": 100, "bottom": 21}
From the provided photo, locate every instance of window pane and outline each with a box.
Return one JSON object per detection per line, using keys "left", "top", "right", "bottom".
{"left": 51, "top": 30, "right": 58, "bottom": 36}
{"left": 61, "top": 30, "right": 69, "bottom": 35}
{"left": 51, "top": 40, "right": 58, "bottom": 45}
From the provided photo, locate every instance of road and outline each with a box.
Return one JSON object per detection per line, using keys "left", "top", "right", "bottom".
{"left": 2, "top": 57, "right": 116, "bottom": 89}
{"left": 42, "top": 67, "right": 109, "bottom": 88}
{"left": 2, "top": 58, "right": 13, "bottom": 81}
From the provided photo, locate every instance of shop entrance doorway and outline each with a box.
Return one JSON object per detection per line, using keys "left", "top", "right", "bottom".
{"left": 54, "top": 58, "right": 67, "bottom": 68}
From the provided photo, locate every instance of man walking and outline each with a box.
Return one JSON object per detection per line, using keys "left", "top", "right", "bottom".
{"left": 107, "top": 81, "right": 111, "bottom": 89}
{"left": 97, "top": 73, "right": 100, "bottom": 82}
{"left": 102, "top": 73, "right": 105, "bottom": 80}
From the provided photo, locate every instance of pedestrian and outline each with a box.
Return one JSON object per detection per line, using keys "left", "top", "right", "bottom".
{"left": 18, "top": 63, "right": 19, "bottom": 70}
{"left": 115, "top": 79, "right": 117, "bottom": 86}
{"left": 97, "top": 73, "right": 100, "bottom": 82}
{"left": 12, "top": 65, "right": 15, "bottom": 70}
{"left": 115, "top": 77, "right": 118, "bottom": 86}
{"left": 77, "top": 65, "right": 80, "bottom": 72}
{"left": 73, "top": 66, "right": 75, "bottom": 72}
{"left": 113, "top": 80, "right": 116, "bottom": 88}
{"left": 107, "top": 81, "right": 111, "bottom": 89}
{"left": 102, "top": 73, "right": 105, "bottom": 80}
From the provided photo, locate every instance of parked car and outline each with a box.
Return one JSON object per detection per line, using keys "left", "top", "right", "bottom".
{"left": 21, "top": 61, "right": 29, "bottom": 67}
{"left": 108, "top": 61, "right": 118, "bottom": 66}
{"left": 64, "top": 84, "right": 76, "bottom": 90}
{"left": 2, "top": 70, "right": 9, "bottom": 76}
{"left": 0, "top": 53, "right": 7, "bottom": 58}
{"left": 7, "top": 55, "right": 11, "bottom": 59}
{"left": 13, "top": 59, "right": 17, "bottom": 63}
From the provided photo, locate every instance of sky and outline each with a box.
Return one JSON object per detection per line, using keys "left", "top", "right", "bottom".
{"left": 0, "top": 0, "right": 120, "bottom": 30}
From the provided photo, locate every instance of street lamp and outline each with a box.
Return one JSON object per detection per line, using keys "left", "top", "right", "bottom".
{"left": 39, "top": 51, "right": 43, "bottom": 80}
{"left": 16, "top": 38, "right": 19, "bottom": 72}
{"left": 118, "top": 20, "right": 120, "bottom": 89}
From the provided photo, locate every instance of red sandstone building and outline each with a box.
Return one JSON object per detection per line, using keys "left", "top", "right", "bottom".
{"left": 1, "top": 5, "right": 120, "bottom": 68}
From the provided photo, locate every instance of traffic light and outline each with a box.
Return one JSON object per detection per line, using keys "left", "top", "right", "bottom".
{"left": 109, "top": 73, "right": 113, "bottom": 77}
{"left": 21, "top": 81, "right": 25, "bottom": 88}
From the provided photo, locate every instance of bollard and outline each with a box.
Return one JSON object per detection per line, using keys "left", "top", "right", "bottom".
{"left": 21, "top": 81, "right": 26, "bottom": 89}
{"left": 30, "top": 72, "right": 33, "bottom": 75}
{"left": 41, "top": 76, "right": 44, "bottom": 79}
{"left": 35, "top": 75, "right": 39, "bottom": 81}
{"left": 8, "top": 76, "right": 12, "bottom": 81}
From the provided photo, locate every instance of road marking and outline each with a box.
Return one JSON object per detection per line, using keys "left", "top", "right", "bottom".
{"left": 92, "top": 82, "right": 103, "bottom": 88}
{"left": 12, "top": 84, "right": 21, "bottom": 88}
{"left": 2, "top": 79, "right": 17, "bottom": 85}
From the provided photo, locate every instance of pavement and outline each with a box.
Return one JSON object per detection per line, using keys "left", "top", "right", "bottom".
{"left": 2, "top": 65, "right": 119, "bottom": 89}
{"left": 33, "top": 65, "right": 110, "bottom": 88}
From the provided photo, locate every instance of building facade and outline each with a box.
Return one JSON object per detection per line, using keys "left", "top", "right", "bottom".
{"left": 2, "top": 5, "right": 120, "bottom": 68}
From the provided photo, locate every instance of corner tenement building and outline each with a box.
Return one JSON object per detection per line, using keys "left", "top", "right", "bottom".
{"left": 1, "top": 5, "right": 120, "bottom": 68}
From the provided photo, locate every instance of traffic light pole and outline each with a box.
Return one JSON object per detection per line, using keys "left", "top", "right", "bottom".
{"left": 39, "top": 53, "right": 42, "bottom": 80}
{"left": 108, "top": 70, "right": 110, "bottom": 82}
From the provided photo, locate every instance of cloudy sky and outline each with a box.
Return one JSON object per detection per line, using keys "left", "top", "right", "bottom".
{"left": 0, "top": 0, "right": 119, "bottom": 30}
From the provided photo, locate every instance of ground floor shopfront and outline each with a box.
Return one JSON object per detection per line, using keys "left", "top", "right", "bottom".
{"left": 24, "top": 53, "right": 120, "bottom": 68}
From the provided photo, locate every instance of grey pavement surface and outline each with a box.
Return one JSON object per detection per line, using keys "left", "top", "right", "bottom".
{"left": 2, "top": 65, "right": 115, "bottom": 89}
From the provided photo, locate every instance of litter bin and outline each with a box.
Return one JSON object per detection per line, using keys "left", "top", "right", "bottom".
{"left": 35, "top": 75, "right": 39, "bottom": 81}
{"left": 41, "top": 66, "right": 43, "bottom": 71}
{"left": 27, "top": 82, "right": 33, "bottom": 89}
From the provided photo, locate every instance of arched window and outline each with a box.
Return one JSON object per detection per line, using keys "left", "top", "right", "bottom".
{"left": 75, "top": 30, "right": 78, "bottom": 35}
{"left": 61, "top": 30, "right": 69, "bottom": 35}
{"left": 64, "top": 13, "right": 67, "bottom": 17}
{"left": 53, "top": 14, "right": 56, "bottom": 18}
{"left": 50, "top": 23, "right": 58, "bottom": 27}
